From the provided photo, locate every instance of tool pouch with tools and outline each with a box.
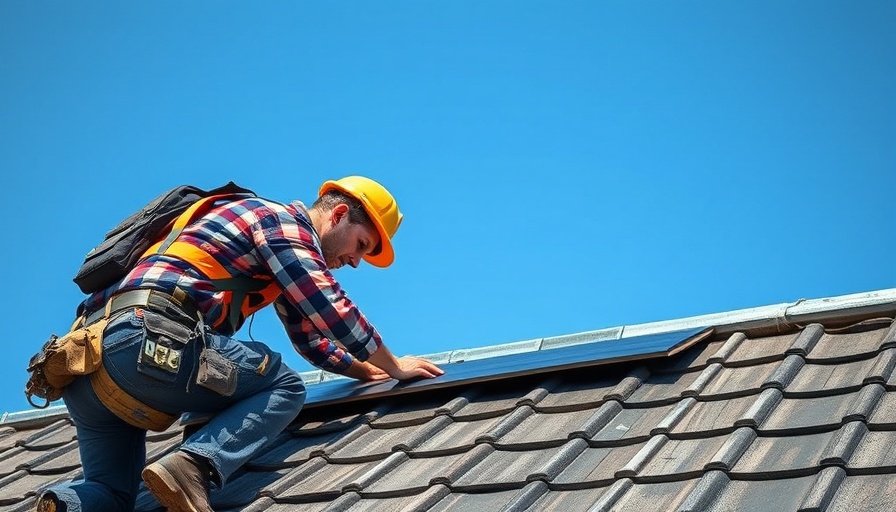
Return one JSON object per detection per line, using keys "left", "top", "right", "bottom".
{"left": 25, "top": 316, "right": 106, "bottom": 408}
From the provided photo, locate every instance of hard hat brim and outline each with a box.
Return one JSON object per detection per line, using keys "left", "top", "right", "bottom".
{"left": 319, "top": 180, "right": 395, "bottom": 268}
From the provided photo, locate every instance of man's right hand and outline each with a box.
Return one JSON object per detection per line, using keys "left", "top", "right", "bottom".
{"left": 390, "top": 356, "right": 444, "bottom": 381}
{"left": 366, "top": 344, "right": 445, "bottom": 382}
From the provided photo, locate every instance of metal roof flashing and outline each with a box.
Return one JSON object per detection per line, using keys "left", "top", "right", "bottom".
{"left": 3, "top": 287, "right": 894, "bottom": 428}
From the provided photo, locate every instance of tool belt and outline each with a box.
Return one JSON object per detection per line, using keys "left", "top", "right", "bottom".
{"left": 25, "top": 288, "right": 199, "bottom": 431}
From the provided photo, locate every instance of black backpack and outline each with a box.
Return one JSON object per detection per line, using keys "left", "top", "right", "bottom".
{"left": 73, "top": 182, "right": 256, "bottom": 295}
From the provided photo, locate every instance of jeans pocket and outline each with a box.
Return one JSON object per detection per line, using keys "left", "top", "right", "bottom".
{"left": 204, "top": 334, "right": 280, "bottom": 377}
{"left": 102, "top": 313, "right": 144, "bottom": 356}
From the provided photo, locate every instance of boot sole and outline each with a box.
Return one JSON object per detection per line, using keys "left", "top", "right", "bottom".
{"left": 142, "top": 463, "right": 203, "bottom": 512}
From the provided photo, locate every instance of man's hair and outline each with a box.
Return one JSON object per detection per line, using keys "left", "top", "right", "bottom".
{"left": 311, "top": 190, "right": 374, "bottom": 227}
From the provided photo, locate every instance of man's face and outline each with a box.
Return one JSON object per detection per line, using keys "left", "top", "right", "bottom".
{"left": 320, "top": 204, "right": 381, "bottom": 270}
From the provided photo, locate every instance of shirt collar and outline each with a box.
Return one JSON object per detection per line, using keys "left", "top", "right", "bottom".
{"left": 289, "top": 200, "right": 323, "bottom": 249}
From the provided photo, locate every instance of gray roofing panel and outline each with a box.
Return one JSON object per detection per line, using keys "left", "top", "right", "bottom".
{"left": 303, "top": 327, "right": 711, "bottom": 408}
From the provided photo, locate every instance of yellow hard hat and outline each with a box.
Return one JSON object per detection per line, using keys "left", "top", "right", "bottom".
{"left": 318, "top": 175, "right": 403, "bottom": 267}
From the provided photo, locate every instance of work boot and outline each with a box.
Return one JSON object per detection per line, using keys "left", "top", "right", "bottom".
{"left": 142, "top": 450, "right": 213, "bottom": 512}
{"left": 33, "top": 492, "right": 64, "bottom": 512}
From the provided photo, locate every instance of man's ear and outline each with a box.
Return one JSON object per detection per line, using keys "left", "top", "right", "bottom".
{"left": 331, "top": 203, "right": 350, "bottom": 226}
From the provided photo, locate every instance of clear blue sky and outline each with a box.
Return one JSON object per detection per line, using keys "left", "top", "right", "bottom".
{"left": 2, "top": 1, "right": 893, "bottom": 415}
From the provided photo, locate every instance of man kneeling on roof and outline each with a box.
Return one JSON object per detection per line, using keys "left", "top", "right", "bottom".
{"left": 35, "top": 176, "right": 443, "bottom": 512}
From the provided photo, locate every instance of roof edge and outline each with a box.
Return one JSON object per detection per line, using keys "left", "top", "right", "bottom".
{"left": 4, "top": 287, "right": 894, "bottom": 427}
{"left": 620, "top": 287, "right": 896, "bottom": 339}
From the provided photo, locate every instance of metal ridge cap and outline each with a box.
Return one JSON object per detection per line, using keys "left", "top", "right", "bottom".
{"left": 620, "top": 287, "right": 896, "bottom": 338}
{"left": 0, "top": 404, "right": 69, "bottom": 428}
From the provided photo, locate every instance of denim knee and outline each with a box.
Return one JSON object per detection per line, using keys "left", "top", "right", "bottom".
{"left": 277, "top": 366, "right": 306, "bottom": 411}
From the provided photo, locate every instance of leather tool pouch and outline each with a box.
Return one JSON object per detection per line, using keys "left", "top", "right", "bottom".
{"left": 25, "top": 317, "right": 107, "bottom": 408}
{"left": 137, "top": 310, "right": 191, "bottom": 384}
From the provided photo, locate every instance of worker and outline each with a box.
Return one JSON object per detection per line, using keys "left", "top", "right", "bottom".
{"left": 34, "top": 176, "right": 443, "bottom": 512}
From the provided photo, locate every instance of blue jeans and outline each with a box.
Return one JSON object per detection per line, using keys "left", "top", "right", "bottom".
{"left": 46, "top": 309, "right": 306, "bottom": 511}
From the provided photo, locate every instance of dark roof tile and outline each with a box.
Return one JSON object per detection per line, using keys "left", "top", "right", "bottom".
{"left": 242, "top": 498, "right": 321, "bottom": 512}
{"left": 368, "top": 395, "right": 462, "bottom": 428}
{"left": 786, "top": 324, "right": 827, "bottom": 356}
{"left": 703, "top": 473, "right": 819, "bottom": 511}
{"left": 0, "top": 427, "right": 35, "bottom": 455}
{"left": 822, "top": 421, "right": 868, "bottom": 466}
{"left": 427, "top": 487, "right": 523, "bottom": 511}
{"left": 698, "top": 360, "right": 781, "bottom": 399}
{"left": 533, "top": 371, "right": 630, "bottom": 413}
{"left": 669, "top": 394, "right": 761, "bottom": 437}
{"left": 846, "top": 429, "right": 896, "bottom": 471}
{"left": 1, "top": 470, "right": 80, "bottom": 509}
{"left": 291, "top": 407, "right": 377, "bottom": 436}
{"left": 600, "top": 477, "right": 700, "bottom": 511}
{"left": 759, "top": 384, "right": 885, "bottom": 434}
{"left": 590, "top": 401, "right": 681, "bottom": 444}
{"left": 724, "top": 331, "right": 798, "bottom": 366}
{"left": 451, "top": 382, "right": 548, "bottom": 420}
{"left": 277, "top": 456, "right": 393, "bottom": 500}
{"left": 494, "top": 406, "right": 596, "bottom": 448}
{"left": 524, "top": 483, "right": 609, "bottom": 512}
{"left": 624, "top": 368, "right": 707, "bottom": 406}
{"left": 868, "top": 389, "right": 896, "bottom": 428}
{"left": 336, "top": 490, "right": 450, "bottom": 512}
{"left": 410, "top": 416, "right": 505, "bottom": 456}
{"left": 632, "top": 434, "right": 730, "bottom": 481}
{"left": 363, "top": 451, "right": 472, "bottom": 496}
{"left": 19, "top": 442, "right": 80, "bottom": 475}
{"left": 14, "top": 420, "right": 74, "bottom": 451}
{"left": 328, "top": 417, "right": 453, "bottom": 463}
{"left": 785, "top": 349, "right": 896, "bottom": 397}
{"left": 451, "top": 445, "right": 566, "bottom": 490}
{"left": 706, "top": 427, "right": 756, "bottom": 471}
{"left": 247, "top": 430, "right": 345, "bottom": 470}
{"left": 550, "top": 439, "right": 646, "bottom": 488}
{"left": 827, "top": 474, "right": 896, "bottom": 512}
{"left": 730, "top": 430, "right": 837, "bottom": 477}
{"left": 805, "top": 320, "right": 896, "bottom": 363}
{"left": 208, "top": 467, "right": 294, "bottom": 511}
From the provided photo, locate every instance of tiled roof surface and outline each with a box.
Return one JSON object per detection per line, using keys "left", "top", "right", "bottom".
{"left": 2, "top": 314, "right": 896, "bottom": 511}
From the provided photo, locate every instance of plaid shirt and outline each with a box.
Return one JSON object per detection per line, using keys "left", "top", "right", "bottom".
{"left": 80, "top": 197, "right": 383, "bottom": 374}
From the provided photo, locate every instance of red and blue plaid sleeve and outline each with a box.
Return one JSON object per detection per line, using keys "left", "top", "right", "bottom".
{"left": 253, "top": 202, "right": 383, "bottom": 374}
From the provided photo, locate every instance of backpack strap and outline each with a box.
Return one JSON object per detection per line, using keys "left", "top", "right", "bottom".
{"left": 143, "top": 194, "right": 274, "bottom": 332}
{"left": 153, "top": 195, "right": 225, "bottom": 256}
